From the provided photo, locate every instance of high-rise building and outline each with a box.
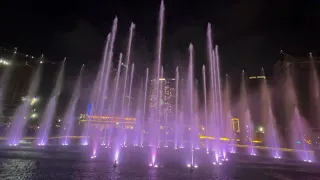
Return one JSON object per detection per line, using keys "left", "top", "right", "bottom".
{"left": 149, "top": 78, "right": 176, "bottom": 125}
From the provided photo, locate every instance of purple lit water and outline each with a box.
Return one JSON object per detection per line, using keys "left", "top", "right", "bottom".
{"left": 60, "top": 65, "right": 84, "bottom": 145}
{"left": 37, "top": 60, "right": 64, "bottom": 145}
{"left": 7, "top": 64, "right": 42, "bottom": 146}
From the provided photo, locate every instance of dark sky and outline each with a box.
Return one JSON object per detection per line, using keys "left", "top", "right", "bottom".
{"left": 1, "top": 0, "right": 320, "bottom": 75}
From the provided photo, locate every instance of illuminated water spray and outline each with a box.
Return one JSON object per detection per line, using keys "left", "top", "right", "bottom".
{"left": 7, "top": 60, "right": 42, "bottom": 146}
{"left": 120, "top": 23, "right": 135, "bottom": 146}
{"left": 37, "top": 59, "right": 65, "bottom": 146}
{"left": 61, "top": 65, "right": 84, "bottom": 145}
{"left": 140, "top": 68, "right": 149, "bottom": 147}
{"left": 202, "top": 65, "right": 209, "bottom": 153}
{"left": 81, "top": 33, "right": 111, "bottom": 145}
{"left": 124, "top": 63, "right": 135, "bottom": 145}
{"left": 174, "top": 66, "right": 179, "bottom": 149}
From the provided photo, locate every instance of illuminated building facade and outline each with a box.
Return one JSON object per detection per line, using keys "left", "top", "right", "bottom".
{"left": 149, "top": 78, "right": 176, "bottom": 124}
{"left": 79, "top": 114, "right": 136, "bottom": 130}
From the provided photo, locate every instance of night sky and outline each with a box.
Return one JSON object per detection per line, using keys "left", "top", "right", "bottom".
{"left": 0, "top": 0, "right": 320, "bottom": 113}
{"left": 1, "top": 1, "right": 320, "bottom": 70}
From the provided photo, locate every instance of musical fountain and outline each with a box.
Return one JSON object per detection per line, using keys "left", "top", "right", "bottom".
{"left": 0, "top": 1, "right": 319, "bottom": 178}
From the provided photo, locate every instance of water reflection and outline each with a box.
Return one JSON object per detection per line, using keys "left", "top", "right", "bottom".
{"left": 0, "top": 155, "right": 319, "bottom": 179}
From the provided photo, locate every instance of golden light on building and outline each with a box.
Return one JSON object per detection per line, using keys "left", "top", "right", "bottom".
{"left": 232, "top": 118, "right": 240, "bottom": 132}
{"left": 86, "top": 115, "right": 136, "bottom": 121}
{"left": 248, "top": 76, "right": 266, "bottom": 79}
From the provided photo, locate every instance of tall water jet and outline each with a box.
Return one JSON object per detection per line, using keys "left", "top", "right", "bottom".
{"left": 103, "top": 53, "right": 123, "bottom": 146}
{"left": 206, "top": 23, "right": 214, "bottom": 137}
{"left": 309, "top": 52, "right": 320, "bottom": 128}
{"left": 134, "top": 81, "right": 144, "bottom": 146}
{"left": 267, "top": 105, "right": 281, "bottom": 158}
{"left": 260, "top": 68, "right": 281, "bottom": 158}
{"left": 214, "top": 46, "right": 225, "bottom": 156}
{"left": 223, "top": 74, "right": 234, "bottom": 152}
{"left": 149, "top": 0, "right": 164, "bottom": 166}
{"left": 121, "top": 22, "right": 135, "bottom": 130}
{"left": 188, "top": 43, "right": 196, "bottom": 150}
{"left": 7, "top": 59, "right": 42, "bottom": 146}
{"left": 127, "top": 64, "right": 135, "bottom": 117}
{"left": 206, "top": 24, "right": 222, "bottom": 156}
{"left": 240, "top": 71, "right": 256, "bottom": 155}
{"left": 60, "top": 65, "right": 84, "bottom": 145}
{"left": 202, "top": 65, "right": 209, "bottom": 152}
{"left": 174, "top": 66, "right": 179, "bottom": 149}
{"left": 37, "top": 59, "right": 65, "bottom": 146}
{"left": 81, "top": 33, "right": 110, "bottom": 145}
{"left": 244, "top": 109, "right": 256, "bottom": 155}
{"left": 157, "top": 66, "right": 164, "bottom": 148}
{"left": 94, "top": 17, "right": 117, "bottom": 149}
{"left": 99, "top": 17, "right": 118, "bottom": 117}
{"left": 140, "top": 68, "right": 149, "bottom": 146}
{"left": 123, "top": 63, "right": 135, "bottom": 145}
{"left": 291, "top": 108, "right": 313, "bottom": 162}
{"left": 285, "top": 67, "right": 314, "bottom": 162}
{"left": 96, "top": 33, "right": 111, "bottom": 115}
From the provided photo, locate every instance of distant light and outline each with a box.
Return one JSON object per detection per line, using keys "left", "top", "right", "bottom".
{"left": 258, "top": 126, "right": 264, "bottom": 133}
{"left": 40, "top": 61, "right": 43, "bottom": 64}
{"left": 249, "top": 76, "right": 266, "bottom": 79}
{"left": 31, "top": 113, "right": 37, "bottom": 119}
{"left": 0, "top": 58, "right": 10, "bottom": 66}
{"left": 30, "top": 97, "right": 38, "bottom": 105}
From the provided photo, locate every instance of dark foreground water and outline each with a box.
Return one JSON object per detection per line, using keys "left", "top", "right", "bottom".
{"left": 0, "top": 146, "right": 319, "bottom": 180}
